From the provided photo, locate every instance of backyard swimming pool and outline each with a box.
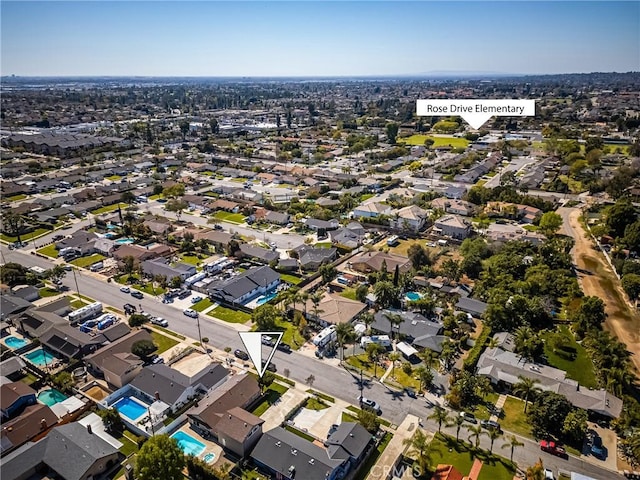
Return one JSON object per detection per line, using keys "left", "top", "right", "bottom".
{"left": 115, "top": 237, "right": 135, "bottom": 245}
{"left": 24, "top": 349, "right": 57, "bottom": 367}
{"left": 113, "top": 396, "right": 148, "bottom": 422}
{"left": 171, "top": 431, "right": 206, "bottom": 457}
{"left": 255, "top": 292, "right": 277, "bottom": 306}
{"left": 38, "top": 388, "right": 68, "bottom": 406}
{"left": 4, "top": 336, "right": 28, "bottom": 349}
{"left": 405, "top": 291, "right": 422, "bottom": 301}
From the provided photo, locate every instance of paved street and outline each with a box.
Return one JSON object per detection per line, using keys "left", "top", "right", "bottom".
{"left": 1, "top": 246, "right": 621, "bottom": 478}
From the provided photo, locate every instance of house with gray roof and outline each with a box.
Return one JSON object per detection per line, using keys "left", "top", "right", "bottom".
{"left": 238, "top": 244, "right": 280, "bottom": 264}
{"left": 455, "top": 297, "right": 488, "bottom": 317}
{"left": 0, "top": 295, "right": 32, "bottom": 321}
{"left": 293, "top": 245, "right": 337, "bottom": 270}
{"left": 433, "top": 214, "right": 471, "bottom": 240}
{"left": 0, "top": 422, "right": 121, "bottom": 480}
{"left": 324, "top": 422, "right": 374, "bottom": 468}
{"left": 207, "top": 266, "right": 280, "bottom": 305}
{"left": 304, "top": 218, "right": 340, "bottom": 231}
{"left": 372, "top": 310, "right": 446, "bottom": 352}
{"left": 141, "top": 258, "right": 196, "bottom": 282}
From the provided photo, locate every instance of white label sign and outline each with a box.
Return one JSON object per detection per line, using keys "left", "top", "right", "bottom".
{"left": 416, "top": 99, "right": 535, "bottom": 129}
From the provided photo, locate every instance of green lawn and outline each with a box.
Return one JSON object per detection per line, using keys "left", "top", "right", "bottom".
{"left": 342, "top": 412, "right": 358, "bottom": 423}
{"left": 209, "top": 306, "right": 251, "bottom": 324}
{"left": 117, "top": 431, "right": 139, "bottom": 456}
{"left": 37, "top": 244, "right": 59, "bottom": 258}
{"left": 90, "top": 203, "right": 126, "bottom": 215}
{"left": 231, "top": 177, "right": 248, "bottom": 183}
{"left": 398, "top": 134, "right": 470, "bottom": 149}
{"left": 429, "top": 433, "right": 516, "bottom": 480}
{"left": 279, "top": 273, "right": 303, "bottom": 285}
{"left": 70, "top": 299, "right": 89, "bottom": 309}
{"left": 305, "top": 397, "right": 330, "bottom": 411}
{"left": 542, "top": 327, "right": 598, "bottom": 388}
{"left": 106, "top": 175, "right": 122, "bottom": 181}
{"left": 6, "top": 193, "right": 28, "bottom": 202}
{"left": 39, "top": 287, "right": 60, "bottom": 298}
{"left": 213, "top": 211, "right": 246, "bottom": 224}
{"left": 314, "top": 242, "right": 333, "bottom": 248}
{"left": 468, "top": 391, "right": 500, "bottom": 421}
{"left": 70, "top": 254, "right": 106, "bottom": 268}
{"left": 150, "top": 331, "right": 179, "bottom": 354}
{"left": 152, "top": 325, "right": 186, "bottom": 340}
{"left": 192, "top": 298, "right": 214, "bottom": 312}
{"left": 1, "top": 228, "right": 51, "bottom": 243}
{"left": 346, "top": 354, "right": 382, "bottom": 378}
{"left": 360, "top": 193, "right": 375, "bottom": 201}
{"left": 306, "top": 390, "right": 335, "bottom": 403}
{"left": 345, "top": 405, "right": 392, "bottom": 427}
{"left": 284, "top": 425, "right": 316, "bottom": 441}
{"left": 250, "top": 383, "right": 289, "bottom": 416}
{"left": 178, "top": 254, "right": 202, "bottom": 266}
{"left": 499, "top": 396, "right": 532, "bottom": 438}
{"left": 340, "top": 288, "right": 358, "bottom": 301}
{"left": 136, "top": 283, "right": 166, "bottom": 296}
{"left": 387, "top": 366, "right": 421, "bottom": 390}
{"left": 275, "top": 317, "right": 305, "bottom": 349}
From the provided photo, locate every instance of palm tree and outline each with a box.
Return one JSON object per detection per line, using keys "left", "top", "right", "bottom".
{"left": 513, "top": 376, "right": 541, "bottom": 413}
{"left": 486, "top": 427, "right": 503, "bottom": 453}
{"left": 502, "top": 435, "right": 524, "bottom": 463}
{"left": 467, "top": 424, "right": 486, "bottom": 449}
{"left": 447, "top": 414, "right": 466, "bottom": 442}
{"left": 427, "top": 406, "right": 449, "bottom": 433}
{"left": 360, "top": 311, "right": 375, "bottom": 335}
{"left": 299, "top": 291, "right": 310, "bottom": 317}
{"left": 388, "top": 351, "right": 401, "bottom": 379}
{"left": 335, "top": 323, "right": 355, "bottom": 361}
{"left": 384, "top": 312, "right": 404, "bottom": 340}
{"left": 419, "top": 349, "right": 436, "bottom": 368}
{"left": 310, "top": 291, "right": 324, "bottom": 323}
{"left": 525, "top": 458, "right": 545, "bottom": 480}
{"left": 415, "top": 366, "right": 434, "bottom": 392}
{"left": 401, "top": 429, "right": 433, "bottom": 475}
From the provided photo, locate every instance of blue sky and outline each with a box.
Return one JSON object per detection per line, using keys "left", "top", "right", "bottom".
{"left": 1, "top": 1, "right": 638, "bottom": 76}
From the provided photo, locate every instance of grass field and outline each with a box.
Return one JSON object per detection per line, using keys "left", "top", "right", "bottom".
{"left": 70, "top": 254, "right": 106, "bottom": 268}
{"left": 39, "top": 287, "right": 60, "bottom": 298}
{"left": 542, "top": 327, "right": 598, "bottom": 388}
{"left": 213, "top": 211, "right": 246, "bottom": 224}
{"left": 398, "top": 134, "right": 470, "bottom": 149}
{"left": 1, "top": 228, "right": 51, "bottom": 243}
{"left": 6, "top": 194, "right": 28, "bottom": 202}
{"left": 340, "top": 288, "right": 358, "bottom": 301}
{"left": 106, "top": 175, "right": 122, "bottom": 181}
{"left": 150, "top": 331, "right": 179, "bottom": 354}
{"left": 70, "top": 299, "right": 89, "bottom": 309}
{"left": 279, "top": 273, "right": 303, "bottom": 285}
{"left": 467, "top": 391, "right": 500, "bottom": 421}
{"left": 37, "top": 244, "right": 59, "bottom": 258}
{"left": 250, "top": 383, "right": 289, "bottom": 416}
{"left": 346, "top": 354, "right": 381, "bottom": 379}
{"left": 499, "top": 396, "right": 531, "bottom": 438}
{"left": 192, "top": 298, "right": 214, "bottom": 312}
{"left": 342, "top": 412, "right": 358, "bottom": 423}
{"left": 209, "top": 306, "right": 251, "bottom": 323}
{"left": 178, "top": 254, "right": 202, "bottom": 266}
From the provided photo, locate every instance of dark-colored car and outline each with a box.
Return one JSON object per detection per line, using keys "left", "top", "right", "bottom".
{"left": 130, "top": 291, "right": 144, "bottom": 299}
{"left": 262, "top": 361, "right": 276, "bottom": 372}
{"left": 234, "top": 349, "right": 249, "bottom": 361}
{"left": 404, "top": 388, "right": 417, "bottom": 398}
{"left": 123, "top": 303, "right": 137, "bottom": 314}
{"left": 52, "top": 235, "right": 64, "bottom": 241}
{"left": 276, "top": 343, "right": 292, "bottom": 353}
{"left": 480, "top": 420, "right": 501, "bottom": 431}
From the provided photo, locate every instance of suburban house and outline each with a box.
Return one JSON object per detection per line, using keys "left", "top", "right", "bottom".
{"left": 391, "top": 205, "right": 430, "bottom": 232}
{"left": 305, "top": 218, "right": 340, "bottom": 232}
{"left": 485, "top": 223, "right": 546, "bottom": 246}
{"left": 349, "top": 251, "right": 412, "bottom": 274}
{"left": 353, "top": 202, "right": 393, "bottom": 219}
{"left": 293, "top": 245, "right": 338, "bottom": 270}
{"left": 112, "top": 244, "right": 164, "bottom": 262}
{"left": 0, "top": 423, "right": 121, "bottom": 480}
{"left": 207, "top": 266, "right": 280, "bottom": 305}
{"left": 455, "top": 297, "right": 488, "bottom": 318}
{"left": 371, "top": 310, "right": 446, "bottom": 353}
{"left": 431, "top": 198, "right": 477, "bottom": 217}
{"left": 141, "top": 258, "right": 196, "bottom": 282}
{"left": 238, "top": 244, "right": 280, "bottom": 264}
{"left": 255, "top": 208, "right": 290, "bottom": 226}
{"left": 127, "top": 363, "right": 229, "bottom": 413}
{"left": 54, "top": 230, "right": 99, "bottom": 256}
{"left": 1, "top": 382, "right": 37, "bottom": 420}
{"left": 477, "top": 346, "right": 623, "bottom": 418}
{"left": 84, "top": 329, "right": 153, "bottom": 389}
{"left": 0, "top": 295, "right": 32, "bottom": 321}
{"left": 0, "top": 403, "right": 59, "bottom": 455}
{"left": 252, "top": 423, "right": 373, "bottom": 480}
{"left": 302, "top": 292, "right": 367, "bottom": 326}
{"left": 433, "top": 215, "right": 471, "bottom": 240}
{"left": 330, "top": 223, "right": 366, "bottom": 249}
{"left": 187, "top": 373, "right": 263, "bottom": 458}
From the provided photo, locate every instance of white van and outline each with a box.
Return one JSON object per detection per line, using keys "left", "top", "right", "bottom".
{"left": 89, "top": 262, "right": 104, "bottom": 272}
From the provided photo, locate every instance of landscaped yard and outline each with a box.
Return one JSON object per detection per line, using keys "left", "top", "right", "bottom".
{"left": 152, "top": 325, "right": 186, "bottom": 340}
{"left": 39, "top": 287, "right": 60, "bottom": 298}
{"left": 6, "top": 193, "right": 28, "bottom": 202}
{"left": 386, "top": 238, "right": 427, "bottom": 256}
{"left": 192, "top": 298, "right": 214, "bottom": 312}
{"left": 250, "top": 383, "right": 289, "bottom": 416}
{"left": 70, "top": 254, "right": 106, "bottom": 268}
{"left": 209, "top": 306, "right": 251, "bottom": 324}
{"left": 542, "top": 326, "right": 598, "bottom": 388}
{"left": 387, "top": 366, "right": 421, "bottom": 390}
{"left": 305, "top": 397, "right": 329, "bottom": 411}
{"left": 1, "top": 228, "right": 51, "bottom": 243}
{"left": 468, "top": 391, "right": 500, "bottom": 421}
{"left": 342, "top": 411, "right": 358, "bottom": 423}
{"left": 213, "top": 211, "right": 246, "bottom": 224}
{"left": 429, "top": 433, "right": 516, "bottom": 480}
{"left": 346, "top": 354, "right": 383, "bottom": 379}
{"left": 149, "top": 331, "right": 180, "bottom": 354}
{"left": 499, "top": 396, "right": 532, "bottom": 438}
{"left": 70, "top": 299, "right": 89, "bottom": 309}
{"left": 279, "top": 273, "right": 303, "bottom": 285}
{"left": 339, "top": 287, "right": 358, "bottom": 301}
{"left": 398, "top": 134, "right": 470, "bottom": 149}
{"left": 90, "top": 203, "right": 126, "bottom": 215}
{"left": 117, "top": 430, "right": 139, "bottom": 457}
{"left": 37, "top": 244, "right": 59, "bottom": 258}
{"left": 274, "top": 317, "right": 305, "bottom": 349}
{"left": 178, "top": 254, "right": 203, "bottom": 266}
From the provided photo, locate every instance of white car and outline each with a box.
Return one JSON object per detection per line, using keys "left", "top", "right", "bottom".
{"left": 151, "top": 317, "right": 168, "bottom": 327}
{"left": 120, "top": 286, "right": 130, "bottom": 293}
{"left": 544, "top": 468, "right": 554, "bottom": 480}
{"left": 183, "top": 309, "right": 198, "bottom": 318}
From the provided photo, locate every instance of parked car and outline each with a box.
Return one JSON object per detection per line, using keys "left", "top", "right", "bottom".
{"left": 178, "top": 290, "right": 191, "bottom": 300}
{"left": 459, "top": 412, "right": 477, "bottom": 424}
{"left": 261, "top": 336, "right": 274, "bottom": 346}
{"left": 123, "top": 303, "right": 136, "bottom": 315}
{"left": 120, "top": 286, "right": 130, "bottom": 293}
{"left": 130, "top": 291, "right": 144, "bottom": 299}
{"left": 480, "top": 420, "right": 501, "bottom": 431}
{"left": 404, "top": 388, "right": 417, "bottom": 398}
{"left": 234, "top": 349, "right": 249, "bottom": 361}
{"left": 540, "top": 440, "right": 568, "bottom": 459}
{"left": 151, "top": 317, "right": 168, "bottom": 327}
{"left": 191, "top": 295, "right": 203, "bottom": 304}
{"left": 357, "top": 396, "right": 381, "bottom": 415}
{"left": 261, "top": 361, "right": 276, "bottom": 372}
{"left": 63, "top": 264, "right": 73, "bottom": 271}
{"left": 544, "top": 468, "right": 555, "bottom": 480}
{"left": 52, "top": 235, "right": 64, "bottom": 241}
{"left": 276, "top": 343, "right": 292, "bottom": 353}
{"left": 183, "top": 309, "right": 198, "bottom": 318}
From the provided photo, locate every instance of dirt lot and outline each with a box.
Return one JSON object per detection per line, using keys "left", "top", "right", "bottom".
{"left": 560, "top": 207, "right": 640, "bottom": 376}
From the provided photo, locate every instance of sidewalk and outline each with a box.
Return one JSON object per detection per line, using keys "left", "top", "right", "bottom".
{"left": 490, "top": 394, "right": 507, "bottom": 422}
{"left": 366, "top": 414, "right": 423, "bottom": 480}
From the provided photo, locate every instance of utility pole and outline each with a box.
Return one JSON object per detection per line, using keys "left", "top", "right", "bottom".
{"left": 72, "top": 267, "right": 81, "bottom": 299}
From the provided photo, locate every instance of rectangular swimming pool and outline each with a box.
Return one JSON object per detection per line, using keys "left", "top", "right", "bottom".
{"left": 171, "top": 431, "right": 206, "bottom": 457}
{"left": 24, "top": 349, "right": 56, "bottom": 367}
{"left": 113, "top": 396, "right": 148, "bottom": 422}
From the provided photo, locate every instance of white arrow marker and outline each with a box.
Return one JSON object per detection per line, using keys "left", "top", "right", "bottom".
{"left": 238, "top": 331, "right": 283, "bottom": 378}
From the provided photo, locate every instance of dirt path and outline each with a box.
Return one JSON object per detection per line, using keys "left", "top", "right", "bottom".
{"left": 559, "top": 207, "right": 640, "bottom": 376}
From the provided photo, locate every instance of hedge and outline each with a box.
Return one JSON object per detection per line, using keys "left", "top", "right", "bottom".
{"left": 463, "top": 324, "right": 492, "bottom": 372}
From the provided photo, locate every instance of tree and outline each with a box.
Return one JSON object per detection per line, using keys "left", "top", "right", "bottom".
{"left": 561, "top": 409, "right": 588, "bottom": 445}
{"left": 467, "top": 424, "right": 486, "bottom": 449}
{"left": 163, "top": 184, "right": 185, "bottom": 199}
{"left": 525, "top": 459, "right": 545, "bottom": 480}
{"left": 374, "top": 281, "right": 398, "bottom": 309}
{"left": 97, "top": 407, "right": 124, "bottom": 434}
{"left": 121, "top": 190, "right": 136, "bottom": 206}
{"left": 606, "top": 199, "right": 636, "bottom": 238}
{"left": 305, "top": 374, "right": 315, "bottom": 387}
{"left": 131, "top": 339, "right": 157, "bottom": 359}
{"left": 427, "top": 405, "right": 449, "bottom": 433}
{"left": 2, "top": 212, "right": 25, "bottom": 244}
{"left": 365, "top": 342, "right": 385, "bottom": 376}
{"left": 319, "top": 264, "right": 337, "bottom": 284}
{"left": 538, "top": 211, "right": 563, "bottom": 237}
{"left": 209, "top": 118, "right": 219, "bottom": 134}
{"left": 408, "top": 244, "right": 431, "bottom": 269}
{"left": 335, "top": 322, "right": 355, "bottom": 361}
{"left": 513, "top": 326, "right": 543, "bottom": 362}
{"left": 502, "top": 435, "right": 524, "bottom": 462}
{"left": 123, "top": 255, "right": 136, "bottom": 275}
{"left": 356, "top": 284, "right": 369, "bottom": 302}
{"left": 384, "top": 312, "right": 405, "bottom": 339}
{"left": 179, "top": 120, "right": 190, "bottom": 140}
{"left": 135, "top": 434, "right": 186, "bottom": 480}
{"left": 622, "top": 274, "right": 640, "bottom": 301}
{"left": 52, "top": 371, "right": 75, "bottom": 393}
{"left": 527, "top": 391, "right": 573, "bottom": 439}
{"left": 166, "top": 199, "right": 188, "bottom": 222}
{"left": 448, "top": 413, "right": 466, "bottom": 442}
{"left": 573, "top": 296, "right": 606, "bottom": 337}
{"left": 388, "top": 351, "right": 401, "bottom": 378}
{"left": 252, "top": 304, "right": 278, "bottom": 331}
{"left": 310, "top": 291, "right": 324, "bottom": 322}
{"left": 46, "top": 265, "right": 67, "bottom": 285}
{"left": 415, "top": 365, "right": 434, "bottom": 392}
{"left": 258, "top": 371, "right": 275, "bottom": 393}
{"left": 386, "top": 122, "right": 399, "bottom": 144}
{"left": 486, "top": 427, "right": 503, "bottom": 453}
{"left": 357, "top": 408, "right": 380, "bottom": 433}
{"left": 513, "top": 376, "right": 541, "bottom": 413}
{"left": 402, "top": 429, "right": 433, "bottom": 475}
{"left": 128, "top": 313, "right": 148, "bottom": 327}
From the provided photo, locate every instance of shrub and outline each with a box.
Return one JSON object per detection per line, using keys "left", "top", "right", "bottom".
{"left": 463, "top": 324, "right": 491, "bottom": 371}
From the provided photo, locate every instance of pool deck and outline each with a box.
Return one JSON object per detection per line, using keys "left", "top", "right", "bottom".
{"left": 173, "top": 424, "right": 223, "bottom": 466}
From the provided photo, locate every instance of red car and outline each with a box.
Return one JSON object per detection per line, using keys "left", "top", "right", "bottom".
{"left": 540, "top": 440, "right": 568, "bottom": 459}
